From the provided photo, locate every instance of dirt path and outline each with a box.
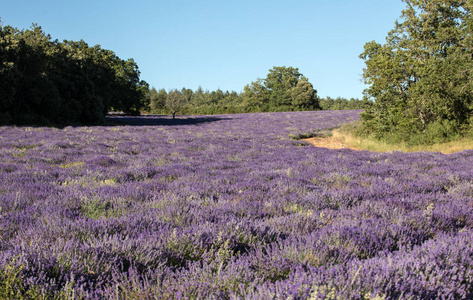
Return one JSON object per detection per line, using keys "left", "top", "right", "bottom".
{"left": 302, "top": 136, "right": 361, "bottom": 151}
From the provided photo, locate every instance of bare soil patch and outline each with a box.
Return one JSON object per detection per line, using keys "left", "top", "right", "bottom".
{"left": 302, "top": 136, "right": 361, "bottom": 151}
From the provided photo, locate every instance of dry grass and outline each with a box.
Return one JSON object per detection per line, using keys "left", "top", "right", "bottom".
{"left": 330, "top": 129, "right": 473, "bottom": 154}
{"left": 302, "top": 136, "right": 361, "bottom": 151}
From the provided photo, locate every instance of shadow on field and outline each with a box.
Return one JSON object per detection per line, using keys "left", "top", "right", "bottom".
{"left": 105, "top": 114, "right": 227, "bottom": 126}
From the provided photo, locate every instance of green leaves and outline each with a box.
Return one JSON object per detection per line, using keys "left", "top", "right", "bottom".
{"left": 242, "top": 66, "right": 319, "bottom": 111}
{"left": 165, "top": 89, "right": 188, "bottom": 119}
{"left": 289, "top": 80, "right": 318, "bottom": 109}
{"left": 360, "top": 0, "right": 473, "bottom": 144}
{"left": 243, "top": 78, "right": 269, "bottom": 110}
{"left": 0, "top": 22, "right": 147, "bottom": 125}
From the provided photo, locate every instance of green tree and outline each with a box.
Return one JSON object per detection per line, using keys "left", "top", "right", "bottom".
{"left": 0, "top": 23, "right": 21, "bottom": 123}
{"left": 0, "top": 23, "right": 62, "bottom": 125}
{"left": 242, "top": 78, "right": 269, "bottom": 111}
{"left": 148, "top": 87, "right": 167, "bottom": 113}
{"left": 318, "top": 97, "right": 370, "bottom": 110}
{"left": 265, "top": 66, "right": 306, "bottom": 109}
{"left": 0, "top": 20, "right": 148, "bottom": 125}
{"left": 242, "top": 66, "right": 318, "bottom": 112}
{"left": 289, "top": 80, "right": 319, "bottom": 110}
{"left": 360, "top": 0, "right": 473, "bottom": 143}
{"left": 191, "top": 86, "right": 206, "bottom": 107}
{"left": 109, "top": 58, "right": 146, "bottom": 115}
{"left": 165, "top": 89, "right": 187, "bottom": 119}
{"left": 56, "top": 39, "right": 105, "bottom": 124}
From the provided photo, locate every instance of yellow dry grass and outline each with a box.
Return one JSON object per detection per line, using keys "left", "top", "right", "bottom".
{"left": 329, "top": 129, "right": 473, "bottom": 154}
{"left": 302, "top": 136, "right": 361, "bottom": 151}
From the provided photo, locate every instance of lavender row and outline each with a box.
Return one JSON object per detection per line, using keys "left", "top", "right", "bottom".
{"left": 1, "top": 110, "right": 473, "bottom": 299}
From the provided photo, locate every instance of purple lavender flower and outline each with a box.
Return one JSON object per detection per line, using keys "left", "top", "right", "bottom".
{"left": 1, "top": 111, "right": 473, "bottom": 299}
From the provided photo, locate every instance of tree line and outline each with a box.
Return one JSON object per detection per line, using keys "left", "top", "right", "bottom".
{"left": 146, "top": 86, "right": 369, "bottom": 117}
{"left": 146, "top": 66, "right": 369, "bottom": 118}
{"left": 318, "top": 97, "right": 372, "bottom": 111}
{"left": 0, "top": 21, "right": 148, "bottom": 125}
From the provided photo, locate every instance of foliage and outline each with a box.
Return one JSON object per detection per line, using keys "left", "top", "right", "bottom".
{"left": 318, "top": 97, "right": 373, "bottom": 111}
{"left": 242, "top": 66, "right": 320, "bottom": 111}
{"left": 146, "top": 66, "right": 327, "bottom": 117}
{"left": 290, "top": 80, "right": 318, "bottom": 109}
{"left": 360, "top": 0, "right": 473, "bottom": 144}
{"left": 0, "top": 260, "right": 25, "bottom": 299}
{"left": 0, "top": 258, "right": 46, "bottom": 299}
{"left": 0, "top": 20, "right": 147, "bottom": 125}
{"left": 165, "top": 89, "right": 188, "bottom": 119}
{"left": 145, "top": 85, "right": 370, "bottom": 117}
{"left": 146, "top": 86, "right": 246, "bottom": 116}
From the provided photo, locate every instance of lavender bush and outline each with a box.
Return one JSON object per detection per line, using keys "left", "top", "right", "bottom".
{"left": 1, "top": 110, "right": 473, "bottom": 299}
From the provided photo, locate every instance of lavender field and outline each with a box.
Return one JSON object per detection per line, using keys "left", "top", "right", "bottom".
{"left": 1, "top": 110, "right": 473, "bottom": 299}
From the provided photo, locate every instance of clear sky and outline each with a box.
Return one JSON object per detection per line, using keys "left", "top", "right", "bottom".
{"left": 2, "top": 0, "right": 406, "bottom": 99}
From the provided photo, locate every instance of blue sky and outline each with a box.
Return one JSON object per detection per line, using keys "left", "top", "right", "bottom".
{"left": 2, "top": 0, "right": 406, "bottom": 99}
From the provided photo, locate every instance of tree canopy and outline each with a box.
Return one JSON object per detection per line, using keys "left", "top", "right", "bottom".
{"left": 0, "top": 21, "right": 147, "bottom": 125}
{"left": 242, "top": 66, "right": 320, "bottom": 112}
{"left": 360, "top": 0, "right": 473, "bottom": 144}
{"left": 165, "top": 89, "right": 188, "bottom": 119}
